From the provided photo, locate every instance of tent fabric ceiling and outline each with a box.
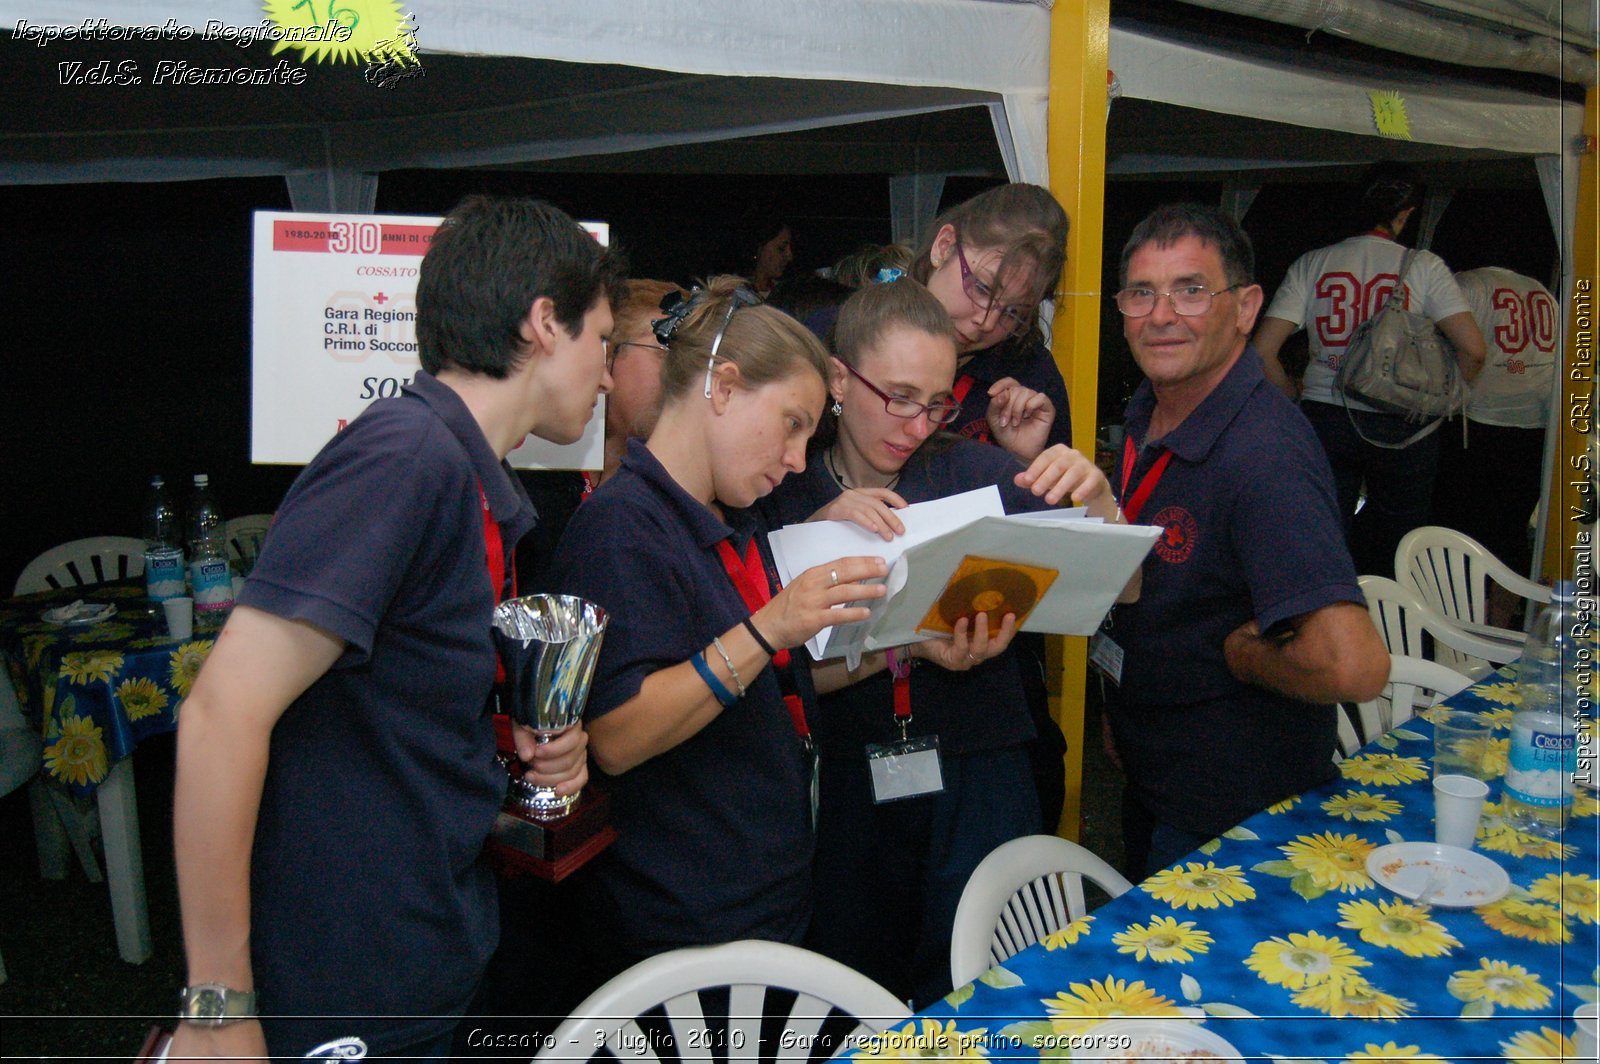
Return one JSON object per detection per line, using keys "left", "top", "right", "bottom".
{"left": 0, "top": 0, "right": 1585, "bottom": 187}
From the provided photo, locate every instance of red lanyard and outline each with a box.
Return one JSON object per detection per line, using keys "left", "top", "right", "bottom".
{"left": 479, "top": 480, "right": 517, "bottom": 683}
{"left": 886, "top": 649, "right": 912, "bottom": 723}
{"left": 951, "top": 374, "right": 989, "bottom": 443}
{"left": 1118, "top": 436, "right": 1174, "bottom": 525}
{"left": 714, "top": 538, "right": 809, "bottom": 743}
{"left": 579, "top": 471, "right": 597, "bottom": 500}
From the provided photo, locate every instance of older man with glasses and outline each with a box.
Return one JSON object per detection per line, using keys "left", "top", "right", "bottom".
{"left": 1095, "top": 203, "right": 1389, "bottom": 879}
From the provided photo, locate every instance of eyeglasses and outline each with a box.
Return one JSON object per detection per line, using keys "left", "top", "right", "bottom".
{"left": 607, "top": 339, "right": 666, "bottom": 370}
{"left": 954, "top": 242, "right": 1034, "bottom": 337}
{"left": 841, "top": 361, "right": 962, "bottom": 426}
{"left": 1114, "top": 283, "right": 1243, "bottom": 318}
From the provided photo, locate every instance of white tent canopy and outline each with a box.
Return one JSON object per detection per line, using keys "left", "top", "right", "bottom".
{"left": 0, "top": 1, "right": 1583, "bottom": 241}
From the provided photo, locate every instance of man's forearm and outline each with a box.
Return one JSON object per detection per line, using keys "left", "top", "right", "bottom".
{"left": 1224, "top": 606, "right": 1390, "bottom": 704}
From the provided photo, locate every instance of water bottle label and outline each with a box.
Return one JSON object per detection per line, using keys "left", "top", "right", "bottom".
{"left": 145, "top": 547, "right": 186, "bottom": 602}
{"left": 191, "top": 558, "right": 234, "bottom": 612}
{"left": 1505, "top": 727, "right": 1576, "bottom": 806}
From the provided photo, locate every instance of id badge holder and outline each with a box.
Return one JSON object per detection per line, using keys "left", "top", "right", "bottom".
{"left": 1088, "top": 630, "right": 1124, "bottom": 686}
{"left": 866, "top": 733, "right": 945, "bottom": 803}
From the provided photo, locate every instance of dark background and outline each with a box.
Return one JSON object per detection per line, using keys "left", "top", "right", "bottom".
{"left": 0, "top": 167, "right": 1558, "bottom": 595}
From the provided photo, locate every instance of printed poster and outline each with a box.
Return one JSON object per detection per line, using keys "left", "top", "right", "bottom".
{"left": 250, "top": 210, "right": 607, "bottom": 469}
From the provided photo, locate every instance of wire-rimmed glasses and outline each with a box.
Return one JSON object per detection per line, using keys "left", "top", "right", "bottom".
{"left": 1114, "top": 283, "right": 1243, "bottom": 318}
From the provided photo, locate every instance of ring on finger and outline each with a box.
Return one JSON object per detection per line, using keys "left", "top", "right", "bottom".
{"left": 830, "top": 569, "right": 839, "bottom": 586}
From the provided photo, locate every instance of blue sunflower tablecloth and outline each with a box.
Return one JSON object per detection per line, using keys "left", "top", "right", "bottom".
{"left": 0, "top": 584, "right": 222, "bottom": 794}
{"left": 855, "top": 676, "right": 1598, "bottom": 1062}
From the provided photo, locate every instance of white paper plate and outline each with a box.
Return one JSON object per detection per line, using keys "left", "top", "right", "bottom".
{"left": 1075, "top": 1019, "right": 1243, "bottom": 1062}
{"left": 41, "top": 601, "right": 117, "bottom": 626}
{"left": 1366, "top": 841, "right": 1510, "bottom": 908}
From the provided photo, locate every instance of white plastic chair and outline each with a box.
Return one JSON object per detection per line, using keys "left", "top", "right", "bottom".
{"left": 1396, "top": 526, "right": 1549, "bottom": 652}
{"left": 14, "top": 536, "right": 148, "bottom": 595}
{"left": 223, "top": 514, "right": 273, "bottom": 572}
{"left": 538, "top": 940, "right": 911, "bottom": 1063}
{"left": 1337, "top": 654, "right": 1474, "bottom": 758}
{"left": 1359, "top": 575, "right": 1523, "bottom": 681}
{"left": 949, "top": 835, "right": 1133, "bottom": 988}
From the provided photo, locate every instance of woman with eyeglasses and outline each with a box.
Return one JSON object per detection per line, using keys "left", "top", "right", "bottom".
{"left": 910, "top": 183, "right": 1072, "bottom": 463}
{"left": 911, "top": 183, "right": 1075, "bottom": 842}
{"left": 597, "top": 279, "right": 687, "bottom": 487}
{"left": 761, "top": 279, "right": 1126, "bottom": 1007}
{"left": 545, "top": 277, "right": 886, "bottom": 989}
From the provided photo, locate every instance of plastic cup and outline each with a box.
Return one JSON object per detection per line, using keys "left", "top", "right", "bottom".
{"left": 1433, "top": 710, "right": 1493, "bottom": 779}
{"left": 1434, "top": 773, "right": 1489, "bottom": 849}
{"left": 162, "top": 596, "right": 194, "bottom": 640}
{"left": 1575, "top": 1002, "right": 1597, "bottom": 1062}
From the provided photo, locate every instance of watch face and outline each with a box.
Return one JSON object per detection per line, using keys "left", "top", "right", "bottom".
{"left": 190, "top": 987, "right": 226, "bottom": 1020}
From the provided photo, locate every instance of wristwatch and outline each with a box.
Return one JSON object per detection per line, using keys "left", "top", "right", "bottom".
{"left": 178, "top": 983, "right": 258, "bottom": 1026}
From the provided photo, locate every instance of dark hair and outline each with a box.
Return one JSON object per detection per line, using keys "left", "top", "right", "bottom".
{"left": 832, "top": 279, "right": 957, "bottom": 370}
{"left": 765, "top": 274, "right": 854, "bottom": 345}
{"left": 416, "top": 195, "right": 627, "bottom": 378}
{"left": 1119, "top": 203, "right": 1255, "bottom": 288}
{"left": 658, "top": 276, "right": 830, "bottom": 402}
{"left": 1350, "top": 162, "right": 1425, "bottom": 234}
{"left": 910, "top": 183, "right": 1069, "bottom": 306}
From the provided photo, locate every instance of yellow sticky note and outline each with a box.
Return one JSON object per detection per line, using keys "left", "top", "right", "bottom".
{"left": 1369, "top": 91, "right": 1413, "bottom": 140}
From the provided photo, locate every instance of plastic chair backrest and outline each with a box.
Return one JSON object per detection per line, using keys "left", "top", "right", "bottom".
{"left": 949, "top": 834, "right": 1133, "bottom": 988}
{"left": 538, "top": 940, "right": 910, "bottom": 1063}
{"left": 1337, "top": 654, "right": 1474, "bottom": 757}
{"left": 1396, "top": 526, "right": 1549, "bottom": 649}
{"left": 1359, "top": 575, "right": 1522, "bottom": 682}
{"left": 15, "top": 537, "right": 148, "bottom": 595}
{"left": 223, "top": 514, "right": 273, "bottom": 570}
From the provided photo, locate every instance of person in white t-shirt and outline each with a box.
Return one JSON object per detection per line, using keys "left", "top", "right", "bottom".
{"left": 1433, "top": 266, "right": 1558, "bottom": 602}
{"left": 1253, "top": 163, "right": 1485, "bottom": 576}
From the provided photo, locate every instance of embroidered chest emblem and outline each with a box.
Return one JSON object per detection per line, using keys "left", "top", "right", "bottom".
{"left": 958, "top": 418, "right": 992, "bottom": 444}
{"left": 1150, "top": 505, "right": 1199, "bottom": 564}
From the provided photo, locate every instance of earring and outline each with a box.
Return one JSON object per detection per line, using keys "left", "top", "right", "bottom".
{"left": 830, "top": 399, "right": 843, "bottom": 416}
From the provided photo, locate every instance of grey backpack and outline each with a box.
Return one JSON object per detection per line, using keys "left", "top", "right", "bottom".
{"left": 1334, "top": 249, "right": 1467, "bottom": 449}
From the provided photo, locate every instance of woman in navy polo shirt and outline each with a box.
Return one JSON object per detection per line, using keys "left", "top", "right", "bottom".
{"left": 908, "top": 183, "right": 1076, "bottom": 828}
{"left": 546, "top": 278, "right": 886, "bottom": 988}
{"left": 909, "top": 182, "right": 1072, "bottom": 461}
{"left": 762, "top": 279, "right": 1124, "bottom": 1007}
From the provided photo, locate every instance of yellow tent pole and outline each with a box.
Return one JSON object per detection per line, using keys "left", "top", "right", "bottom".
{"left": 1045, "top": 0, "right": 1110, "bottom": 840}
{"left": 1542, "top": 86, "right": 1598, "bottom": 585}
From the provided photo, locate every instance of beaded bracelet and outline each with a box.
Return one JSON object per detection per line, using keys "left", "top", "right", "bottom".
{"left": 710, "top": 636, "right": 747, "bottom": 697}
{"left": 691, "top": 651, "right": 738, "bottom": 707}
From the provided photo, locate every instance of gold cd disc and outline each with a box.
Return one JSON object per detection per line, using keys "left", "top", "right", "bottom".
{"left": 934, "top": 567, "right": 1040, "bottom": 629}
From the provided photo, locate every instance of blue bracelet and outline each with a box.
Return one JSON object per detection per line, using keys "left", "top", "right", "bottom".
{"left": 691, "top": 650, "right": 739, "bottom": 707}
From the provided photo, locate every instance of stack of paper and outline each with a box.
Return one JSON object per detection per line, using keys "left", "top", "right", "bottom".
{"left": 768, "top": 486, "right": 1159, "bottom": 663}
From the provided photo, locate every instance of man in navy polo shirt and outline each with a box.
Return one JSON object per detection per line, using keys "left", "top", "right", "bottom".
{"left": 1099, "top": 203, "right": 1389, "bottom": 878}
{"left": 169, "top": 197, "right": 624, "bottom": 1062}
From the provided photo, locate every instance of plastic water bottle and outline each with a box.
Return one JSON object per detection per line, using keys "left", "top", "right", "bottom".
{"left": 1503, "top": 582, "right": 1584, "bottom": 836}
{"left": 142, "top": 476, "right": 186, "bottom": 602}
{"left": 187, "top": 474, "right": 234, "bottom": 614}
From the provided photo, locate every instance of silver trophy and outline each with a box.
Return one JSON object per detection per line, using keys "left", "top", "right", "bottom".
{"left": 492, "top": 593, "right": 607, "bottom": 820}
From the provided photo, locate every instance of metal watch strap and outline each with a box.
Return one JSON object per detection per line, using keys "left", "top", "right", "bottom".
{"left": 178, "top": 983, "right": 258, "bottom": 1026}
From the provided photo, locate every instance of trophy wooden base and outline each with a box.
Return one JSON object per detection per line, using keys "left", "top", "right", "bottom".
{"left": 488, "top": 786, "right": 616, "bottom": 883}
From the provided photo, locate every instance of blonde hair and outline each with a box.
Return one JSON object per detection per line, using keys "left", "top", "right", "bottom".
{"left": 832, "top": 242, "right": 914, "bottom": 289}
{"left": 833, "top": 280, "right": 956, "bottom": 370}
{"left": 614, "top": 279, "right": 687, "bottom": 345}
{"left": 659, "top": 276, "right": 830, "bottom": 400}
